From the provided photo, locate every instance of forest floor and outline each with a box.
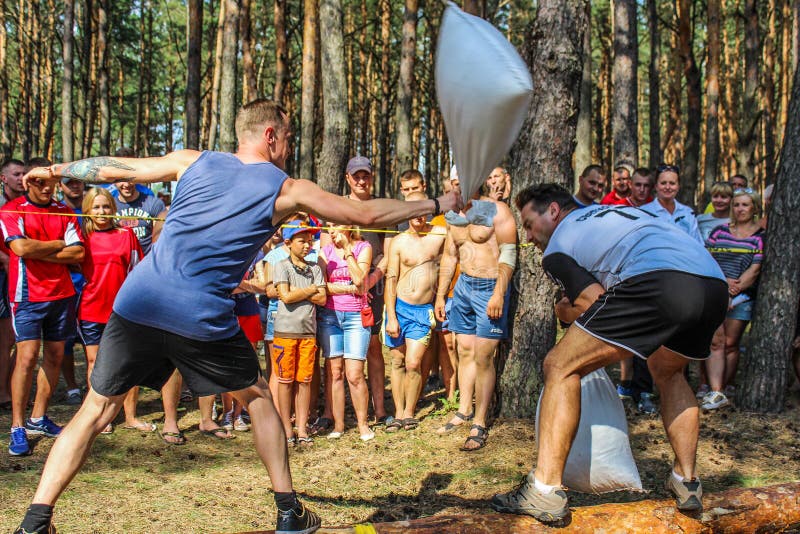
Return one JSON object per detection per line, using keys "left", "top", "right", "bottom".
{"left": 1, "top": 348, "right": 799, "bottom": 533}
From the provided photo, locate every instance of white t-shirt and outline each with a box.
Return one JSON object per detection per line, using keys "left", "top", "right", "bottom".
{"left": 542, "top": 205, "right": 725, "bottom": 301}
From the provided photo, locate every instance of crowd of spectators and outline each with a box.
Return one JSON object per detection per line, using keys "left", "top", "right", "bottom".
{"left": 0, "top": 150, "right": 795, "bottom": 458}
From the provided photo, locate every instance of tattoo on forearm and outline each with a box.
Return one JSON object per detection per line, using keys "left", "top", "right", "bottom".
{"left": 60, "top": 157, "right": 135, "bottom": 183}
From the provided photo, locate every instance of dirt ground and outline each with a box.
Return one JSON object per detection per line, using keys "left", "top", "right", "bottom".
{"left": 1, "top": 350, "right": 799, "bottom": 532}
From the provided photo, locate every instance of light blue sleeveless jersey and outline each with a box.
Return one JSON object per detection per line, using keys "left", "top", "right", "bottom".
{"left": 113, "top": 151, "right": 288, "bottom": 341}
{"left": 544, "top": 205, "right": 725, "bottom": 290}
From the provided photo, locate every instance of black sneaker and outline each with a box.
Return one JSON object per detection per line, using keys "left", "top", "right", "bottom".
{"left": 13, "top": 525, "right": 57, "bottom": 533}
{"left": 276, "top": 501, "right": 321, "bottom": 534}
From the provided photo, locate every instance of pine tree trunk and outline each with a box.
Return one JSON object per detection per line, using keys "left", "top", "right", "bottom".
{"left": 463, "top": 0, "right": 484, "bottom": 17}
{"left": 499, "top": 0, "right": 588, "bottom": 418}
{"left": 30, "top": 1, "right": 40, "bottom": 156}
{"left": 647, "top": 0, "right": 661, "bottom": 168}
{"left": 61, "top": 0, "right": 75, "bottom": 160}
{"left": 208, "top": 0, "right": 226, "bottom": 151}
{"left": 42, "top": 0, "right": 57, "bottom": 159}
{"left": 317, "top": 0, "right": 349, "bottom": 194}
{"left": 241, "top": 0, "right": 257, "bottom": 103}
{"left": 779, "top": 0, "right": 792, "bottom": 143}
{"left": 185, "top": 0, "right": 202, "bottom": 150}
{"left": 273, "top": 0, "right": 288, "bottom": 104}
{"left": 740, "top": 62, "right": 800, "bottom": 413}
{"left": 377, "top": 0, "right": 391, "bottom": 197}
{"left": 574, "top": 1, "right": 592, "bottom": 186}
{"left": 737, "top": 0, "right": 760, "bottom": 179}
{"left": 83, "top": 0, "right": 98, "bottom": 158}
{"left": 704, "top": 0, "right": 721, "bottom": 189}
{"left": 395, "top": 0, "right": 417, "bottom": 174}
{"left": 299, "top": 0, "right": 318, "bottom": 181}
{"left": 134, "top": 0, "right": 146, "bottom": 155}
{"left": 612, "top": 0, "right": 638, "bottom": 167}
{"left": 0, "top": 0, "right": 10, "bottom": 158}
{"left": 763, "top": 0, "right": 778, "bottom": 185}
{"left": 219, "top": 0, "right": 239, "bottom": 153}
{"left": 678, "top": 0, "right": 701, "bottom": 207}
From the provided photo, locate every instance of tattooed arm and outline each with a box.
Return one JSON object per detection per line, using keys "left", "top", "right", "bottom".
{"left": 23, "top": 150, "right": 201, "bottom": 187}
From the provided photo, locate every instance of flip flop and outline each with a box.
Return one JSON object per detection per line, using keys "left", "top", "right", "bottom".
{"left": 436, "top": 411, "right": 474, "bottom": 435}
{"left": 200, "top": 428, "right": 235, "bottom": 440}
{"left": 122, "top": 422, "right": 157, "bottom": 432}
{"left": 160, "top": 430, "right": 186, "bottom": 445}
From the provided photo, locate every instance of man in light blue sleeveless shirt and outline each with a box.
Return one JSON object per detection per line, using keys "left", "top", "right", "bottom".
{"left": 491, "top": 184, "right": 728, "bottom": 523}
{"left": 17, "top": 99, "right": 462, "bottom": 534}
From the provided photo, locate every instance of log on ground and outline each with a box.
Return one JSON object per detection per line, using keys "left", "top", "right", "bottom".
{"left": 234, "top": 482, "right": 800, "bottom": 533}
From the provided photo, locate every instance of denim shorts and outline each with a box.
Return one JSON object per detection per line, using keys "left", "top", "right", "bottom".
{"left": 318, "top": 307, "right": 371, "bottom": 360}
{"left": 726, "top": 299, "right": 754, "bottom": 321}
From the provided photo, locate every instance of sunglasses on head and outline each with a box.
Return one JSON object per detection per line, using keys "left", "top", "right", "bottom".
{"left": 656, "top": 163, "right": 680, "bottom": 174}
{"left": 734, "top": 188, "right": 755, "bottom": 195}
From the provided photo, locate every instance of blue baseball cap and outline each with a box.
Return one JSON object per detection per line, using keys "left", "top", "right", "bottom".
{"left": 282, "top": 220, "right": 317, "bottom": 241}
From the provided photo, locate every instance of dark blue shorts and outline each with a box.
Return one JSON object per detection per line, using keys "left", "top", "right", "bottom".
{"left": 381, "top": 298, "right": 435, "bottom": 348}
{"left": 79, "top": 320, "right": 106, "bottom": 346}
{"left": 11, "top": 296, "right": 77, "bottom": 342}
{"left": 448, "top": 274, "right": 510, "bottom": 339}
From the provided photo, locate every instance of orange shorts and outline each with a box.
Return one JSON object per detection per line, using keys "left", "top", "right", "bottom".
{"left": 238, "top": 315, "right": 264, "bottom": 343}
{"left": 272, "top": 337, "right": 317, "bottom": 383}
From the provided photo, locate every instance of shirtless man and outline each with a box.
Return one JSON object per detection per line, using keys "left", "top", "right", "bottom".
{"left": 382, "top": 192, "right": 447, "bottom": 431}
{"left": 434, "top": 188, "right": 517, "bottom": 451}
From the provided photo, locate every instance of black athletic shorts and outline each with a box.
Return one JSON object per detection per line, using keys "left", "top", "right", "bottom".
{"left": 90, "top": 313, "right": 262, "bottom": 397}
{"left": 575, "top": 270, "right": 728, "bottom": 360}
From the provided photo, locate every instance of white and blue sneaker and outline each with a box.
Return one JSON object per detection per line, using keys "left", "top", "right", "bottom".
{"left": 9, "top": 427, "right": 31, "bottom": 456}
{"left": 25, "top": 416, "right": 62, "bottom": 438}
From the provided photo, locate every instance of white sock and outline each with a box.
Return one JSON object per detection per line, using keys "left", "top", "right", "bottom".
{"left": 672, "top": 469, "right": 684, "bottom": 483}
{"left": 30, "top": 416, "right": 43, "bottom": 423}
{"left": 67, "top": 388, "right": 80, "bottom": 395}
{"left": 533, "top": 477, "right": 557, "bottom": 494}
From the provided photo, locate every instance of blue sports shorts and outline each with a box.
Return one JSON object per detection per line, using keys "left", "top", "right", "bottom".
{"left": 381, "top": 298, "right": 435, "bottom": 349}
{"left": 79, "top": 320, "right": 106, "bottom": 346}
{"left": 447, "top": 273, "right": 510, "bottom": 339}
{"left": 11, "top": 296, "right": 76, "bottom": 343}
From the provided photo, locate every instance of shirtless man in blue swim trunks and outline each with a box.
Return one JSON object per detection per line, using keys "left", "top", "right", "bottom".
{"left": 382, "top": 191, "right": 446, "bottom": 432}
{"left": 16, "top": 99, "right": 461, "bottom": 534}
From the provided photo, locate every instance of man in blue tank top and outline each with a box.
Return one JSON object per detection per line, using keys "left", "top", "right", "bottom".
{"left": 491, "top": 184, "right": 727, "bottom": 524}
{"left": 17, "top": 99, "right": 462, "bottom": 534}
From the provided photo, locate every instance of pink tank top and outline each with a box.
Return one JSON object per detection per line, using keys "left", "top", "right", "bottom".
{"left": 324, "top": 240, "right": 370, "bottom": 312}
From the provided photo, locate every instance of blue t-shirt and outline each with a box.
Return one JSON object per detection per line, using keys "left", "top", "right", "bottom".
{"left": 113, "top": 151, "right": 288, "bottom": 341}
{"left": 115, "top": 193, "right": 165, "bottom": 255}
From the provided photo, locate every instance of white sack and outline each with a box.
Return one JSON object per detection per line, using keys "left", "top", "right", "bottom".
{"left": 534, "top": 368, "right": 643, "bottom": 494}
{"left": 435, "top": 2, "right": 533, "bottom": 201}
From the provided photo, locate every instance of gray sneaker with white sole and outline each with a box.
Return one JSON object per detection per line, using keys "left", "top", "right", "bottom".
{"left": 666, "top": 474, "right": 703, "bottom": 511}
{"left": 491, "top": 478, "right": 569, "bottom": 522}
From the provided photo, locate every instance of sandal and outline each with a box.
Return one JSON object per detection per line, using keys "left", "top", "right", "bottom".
{"left": 460, "top": 424, "right": 488, "bottom": 452}
{"left": 297, "top": 436, "right": 313, "bottom": 447}
{"left": 402, "top": 418, "right": 419, "bottom": 431}
{"left": 200, "top": 427, "right": 235, "bottom": 440}
{"left": 385, "top": 419, "right": 403, "bottom": 433}
{"left": 160, "top": 430, "right": 186, "bottom": 445}
{"left": 100, "top": 423, "right": 114, "bottom": 435}
{"left": 122, "top": 422, "right": 157, "bottom": 432}
{"left": 287, "top": 437, "right": 297, "bottom": 448}
{"left": 309, "top": 417, "right": 333, "bottom": 436}
{"left": 436, "top": 411, "right": 474, "bottom": 435}
{"left": 374, "top": 415, "right": 392, "bottom": 426}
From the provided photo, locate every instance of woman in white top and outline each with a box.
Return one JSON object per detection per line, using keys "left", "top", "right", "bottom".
{"left": 642, "top": 164, "right": 702, "bottom": 243}
{"left": 696, "top": 181, "right": 733, "bottom": 241}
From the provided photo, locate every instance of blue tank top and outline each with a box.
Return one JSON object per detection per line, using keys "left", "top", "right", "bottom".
{"left": 113, "top": 151, "right": 288, "bottom": 340}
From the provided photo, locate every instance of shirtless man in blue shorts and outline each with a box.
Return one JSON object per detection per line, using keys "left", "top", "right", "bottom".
{"left": 15, "top": 99, "right": 461, "bottom": 534}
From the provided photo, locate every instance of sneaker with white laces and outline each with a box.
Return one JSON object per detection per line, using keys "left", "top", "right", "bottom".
{"left": 700, "top": 391, "right": 729, "bottom": 410}
{"left": 8, "top": 427, "right": 31, "bottom": 456}
{"left": 275, "top": 501, "right": 321, "bottom": 534}
{"left": 491, "top": 478, "right": 569, "bottom": 522}
{"left": 233, "top": 415, "right": 250, "bottom": 432}
{"left": 221, "top": 410, "right": 234, "bottom": 431}
{"left": 695, "top": 384, "right": 710, "bottom": 399}
{"left": 666, "top": 473, "right": 703, "bottom": 511}
{"left": 25, "top": 415, "right": 62, "bottom": 437}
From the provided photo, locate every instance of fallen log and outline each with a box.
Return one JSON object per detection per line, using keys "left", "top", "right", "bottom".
{"left": 235, "top": 482, "right": 800, "bottom": 533}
